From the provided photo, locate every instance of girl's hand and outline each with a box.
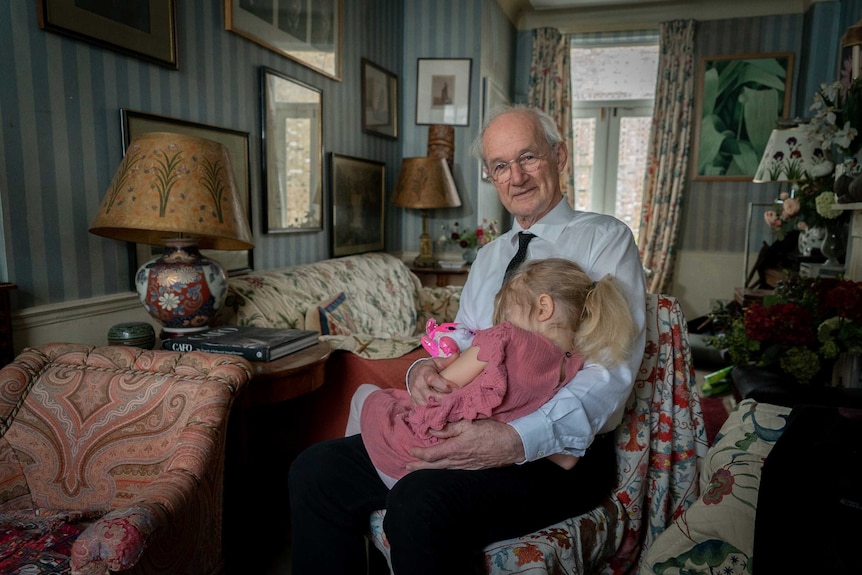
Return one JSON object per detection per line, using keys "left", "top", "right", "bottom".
{"left": 408, "top": 354, "right": 459, "bottom": 406}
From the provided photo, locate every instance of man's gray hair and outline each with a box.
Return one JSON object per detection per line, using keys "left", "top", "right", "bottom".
{"left": 469, "top": 105, "right": 564, "bottom": 165}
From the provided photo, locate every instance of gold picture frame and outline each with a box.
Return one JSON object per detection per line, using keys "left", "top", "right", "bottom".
{"left": 692, "top": 52, "right": 794, "bottom": 181}
{"left": 225, "top": 0, "right": 342, "bottom": 81}
{"left": 38, "top": 0, "right": 178, "bottom": 69}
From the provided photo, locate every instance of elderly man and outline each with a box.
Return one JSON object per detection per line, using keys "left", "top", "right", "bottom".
{"left": 289, "top": 106, "right": 646, "bottom": 574}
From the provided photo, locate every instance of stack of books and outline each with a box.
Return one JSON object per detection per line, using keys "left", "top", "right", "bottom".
{"left": 162, "top": 325, "right": 319, "bottom": 361}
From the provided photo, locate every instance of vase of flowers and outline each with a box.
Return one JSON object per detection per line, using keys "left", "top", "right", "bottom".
{"left": 708, "top": 275, "right": 862, "bottom": 385}
{"left": 439, "top": 219, "right": 499, "bottom": 264}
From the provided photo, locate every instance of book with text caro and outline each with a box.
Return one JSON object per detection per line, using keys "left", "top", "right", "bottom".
{"left": 162, "top": 325, "right": 319, "bottom": 361}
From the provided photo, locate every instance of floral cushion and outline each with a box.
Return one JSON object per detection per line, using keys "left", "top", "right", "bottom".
{"left": 217, "top": 253, "right": 462, "bottom": 359}
{"left": 306, "top": 292, "right": 357, "bottom": 335}
{"left": 640, "top": 399, "right": 792, "bottom": 574}
{"left": 368, "top": 293, "right": 708, "bottom": 573}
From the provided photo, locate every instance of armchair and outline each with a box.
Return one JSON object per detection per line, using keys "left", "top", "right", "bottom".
{"left": 0, "top": 343, "right": 252, "bottom": 575}
{"left": 368, "top": 293, "right": 709, "bottom": 573}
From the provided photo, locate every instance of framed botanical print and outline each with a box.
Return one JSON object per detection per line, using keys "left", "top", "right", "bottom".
{"left": 692, "top": 52, "right": 794, "bottom": 180}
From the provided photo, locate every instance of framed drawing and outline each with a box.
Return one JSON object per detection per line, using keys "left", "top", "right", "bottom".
{"left": 692, "top": 52, "right": 794, "bottom": 181}
{"left": 37, "top": 0, "right": 178, "bottom": 69}
{"left": 361, "top": 58, "right": 398, "bottom": 140}
{"left": 261, "top": 67, "right": 323, "bottom": 233}
{"left": 416, "top": 58, "right": 472, "bottom": 126}
{"left": 330, "top": 153, "right": 385, "bottom": 257}
{"left": 225, "top": 0, "right": 342, "bottom": 81}
{"left": 120, "top": 109, "right": 253, "bottom": 282}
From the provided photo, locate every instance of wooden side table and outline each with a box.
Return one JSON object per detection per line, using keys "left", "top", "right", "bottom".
{"left": 224, "top": 340, "right": 331, "bottom": 572}
{"left": 410, "top": 264, "right": 470, "bottom": 287}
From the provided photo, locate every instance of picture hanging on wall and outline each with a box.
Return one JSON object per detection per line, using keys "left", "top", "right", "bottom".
{"left": 416, "top": 58, "right": 472, "bottom": 126}
{"left": 692, "top": 52, "right": 794, "bottom": 181}
{"left": 330, "top": 153, "right": 385, "bottom": 257}
{"left": 225, "top": 0, "right": 342, "bottom": 81}
{"left": 361, "top": 58, "right": 398, "bottom": 140}
{"left": 37, "top": 0, "right": 178, "bottom": 68}
{"left": 261, "top": 67, "right": 324, "bottom": 234}
{"left": 120, "top": 109, "right": 253, "bottom": 285}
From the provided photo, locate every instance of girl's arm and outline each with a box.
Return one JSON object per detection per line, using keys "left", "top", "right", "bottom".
{"left": 439, "top": 346, "right": 486, "bottom": 388}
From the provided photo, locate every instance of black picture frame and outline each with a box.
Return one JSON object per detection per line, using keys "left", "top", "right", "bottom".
{"left": 261, "top": 66, "right": 324, "bottom": 234}
{"left": 330, "top": 153, "right": 385, "bottom": 257}
{"left": 361, "top": 58, "right": 398, "bottom": 140}
{"left": 121, "top": 109, "right": 254, "bottom": 284}
{"left": 37, "top": 0, "right": 178, "bottom": 69}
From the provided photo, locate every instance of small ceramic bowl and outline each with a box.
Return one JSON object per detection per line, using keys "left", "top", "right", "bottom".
{"left": 107, "top": 322, "right": 156, "bottom": 350}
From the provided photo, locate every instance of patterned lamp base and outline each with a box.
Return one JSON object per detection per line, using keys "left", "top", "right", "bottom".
{"left": 135, "top": 238, "right": 228, "bottom": 335}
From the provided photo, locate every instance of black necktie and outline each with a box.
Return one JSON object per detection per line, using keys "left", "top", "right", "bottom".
{"left": 504, "top": 232, "right": 534, "bottom": 281}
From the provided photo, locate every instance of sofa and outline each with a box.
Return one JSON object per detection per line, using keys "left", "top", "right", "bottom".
{"left": 216, "top": 254, "right": 709, "bottom": 572}
{"left": 215, "top": 252, "right": 462, "bottom": 443}
{"left": 0, "top": 343, "right": 252, "bottom": 575}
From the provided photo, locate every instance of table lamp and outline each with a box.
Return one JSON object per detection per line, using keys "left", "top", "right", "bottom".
{"left": 89, "top": 132, "right": 254, "bottom": 336}
{"left": 391, "top": 157, "right": 461, "bottom": 268}
{"left": 753, "top": 126, "right": 821, "bottom": 198}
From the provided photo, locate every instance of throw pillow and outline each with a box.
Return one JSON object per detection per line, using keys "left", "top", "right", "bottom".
{"left": 305, "top": 293, "right": 357, "bottom": 336}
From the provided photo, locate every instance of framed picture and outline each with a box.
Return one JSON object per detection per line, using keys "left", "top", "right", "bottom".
{"left": 261, "top": 67, "right": 323, "bottom": 233}
{"left": 416, "top": 58, "right": 472, "bottom": 126}
{"left": 483, "top": 76, "right": 509, "bottom": 122}
{"left": 120, "top": 109, "right": 253, "bottom": 282}
{"left": 225, "top": 0, "right": 342, "bottom": 81}
{"left": 361, "top": 58, "right": 398, "bottom": 140}
{"left": 692, "top": 52, "right": 794, "bottom": 181}
{"left": 330, "top": 153, "right": 385, "bottom": 257}
{"left": 37, "top": 0, "right": 178, "bottom": 69}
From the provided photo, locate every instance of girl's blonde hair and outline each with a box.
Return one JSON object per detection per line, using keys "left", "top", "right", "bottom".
{"left": 492, "top": 258, "right": 636, "bottom": 365}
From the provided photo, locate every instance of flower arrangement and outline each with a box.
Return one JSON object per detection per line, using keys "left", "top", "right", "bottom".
{"left": 441, "top": 219, "right": 500, "bottom": 249}
{"left": 708, "top": 275, "right": 862, "bottom": 385}
{"left": 763, "top": 180, "right": 846, "bottom": 240}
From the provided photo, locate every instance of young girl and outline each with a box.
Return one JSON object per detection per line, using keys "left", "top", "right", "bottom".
{"left": 348, "top": 258, "right": 636, "bottom": 488}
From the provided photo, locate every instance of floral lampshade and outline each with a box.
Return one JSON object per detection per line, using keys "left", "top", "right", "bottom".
{"left": 753, "top": 127, "right": 826, "bottom": 190}
{"left": 89, "top": 132, "right": 254, "bottom": 335}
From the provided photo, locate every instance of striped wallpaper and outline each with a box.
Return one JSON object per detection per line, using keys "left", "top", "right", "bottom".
{"left": 0, "top": 0, "right": 404, "bottom": 308}
{"left": 2, "top": 0, "right": 857, "bottom": 311}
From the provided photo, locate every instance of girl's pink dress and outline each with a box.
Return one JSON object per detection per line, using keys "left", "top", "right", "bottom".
{"left": 361, "top": 322, "right": 584, "bottom": 481}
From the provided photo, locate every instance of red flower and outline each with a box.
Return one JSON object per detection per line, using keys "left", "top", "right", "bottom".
{"left": 703, "top": 468, "right": 734, "bottom": 505}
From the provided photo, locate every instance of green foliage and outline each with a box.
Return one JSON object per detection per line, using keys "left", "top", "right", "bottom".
{"left": 697, "top": 57, "right": 788, "bottom": 177}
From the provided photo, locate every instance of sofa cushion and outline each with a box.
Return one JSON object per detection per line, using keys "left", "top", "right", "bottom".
{"left": 641, "top": 399, "right": 791, "bottom": 573}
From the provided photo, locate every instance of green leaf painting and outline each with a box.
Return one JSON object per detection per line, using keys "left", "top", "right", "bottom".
{"left": 695, "top": 53, "right": 793, "bottom": 180}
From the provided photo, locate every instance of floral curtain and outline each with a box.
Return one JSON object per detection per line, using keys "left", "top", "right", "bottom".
{"left": 528, "top": 28, "right": 574, "bottom": 202}
{"left": 638, "top": 20, "right": 696, "bottom": 294}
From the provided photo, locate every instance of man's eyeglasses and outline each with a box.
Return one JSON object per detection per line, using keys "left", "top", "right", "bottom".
{"left": 484, "top": 152, "right": 548, "bottom": 184}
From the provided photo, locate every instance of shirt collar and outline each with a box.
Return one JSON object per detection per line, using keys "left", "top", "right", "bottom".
{"left": 510, "top": 198, "right": 573, "bottom": 245}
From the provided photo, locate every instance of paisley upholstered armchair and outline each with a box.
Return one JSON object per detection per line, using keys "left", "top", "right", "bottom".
{"left": 0, "top": 343, "right": 252, "bottom": 575}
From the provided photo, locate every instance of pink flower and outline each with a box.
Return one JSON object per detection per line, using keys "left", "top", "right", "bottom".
{"left": 782, "top": 197, "right": 800, "bottom": 218}
{"left": 764, "top": 210, "right": 780, "bottom": 226}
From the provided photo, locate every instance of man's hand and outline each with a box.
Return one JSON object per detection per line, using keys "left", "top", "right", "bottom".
{"left": 406, "top": 419, "right": 526, "bottom": 470}
{"left": 408, "top": 354, "right": 459, "bottom": 406}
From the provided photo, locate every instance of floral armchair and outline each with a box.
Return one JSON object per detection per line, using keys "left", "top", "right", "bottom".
{"left": 368, "top": 293, "right": 709, "bottom": 573}
{"left": 0, "top": 343, "right": 252, "bottom": 575}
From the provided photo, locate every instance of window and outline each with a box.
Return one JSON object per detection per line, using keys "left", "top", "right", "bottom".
{"left": 570, "top": 43, "right": 658, "bottom": 240}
